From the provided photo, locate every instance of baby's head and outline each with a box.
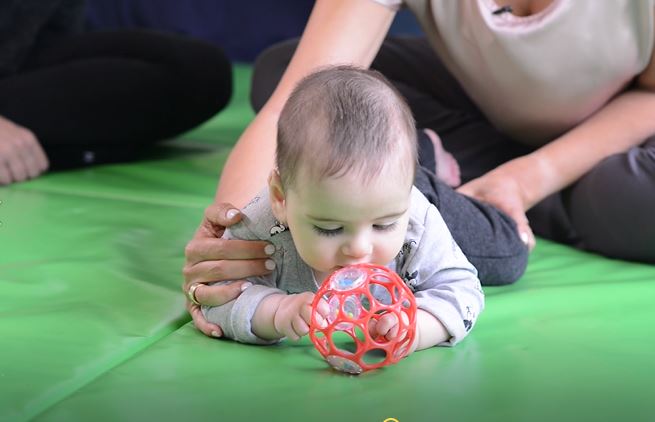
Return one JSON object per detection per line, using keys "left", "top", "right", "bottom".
{"left": 269, "top": 66, "right": 417, "bottom": 280}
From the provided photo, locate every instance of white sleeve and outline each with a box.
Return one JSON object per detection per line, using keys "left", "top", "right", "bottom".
{"left": 202, "top": 279, "right": 284, "bottom": 345}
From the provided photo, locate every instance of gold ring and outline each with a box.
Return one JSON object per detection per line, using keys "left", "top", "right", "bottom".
{"left": 187, "top": 282, "right": 202, "bottom": 305}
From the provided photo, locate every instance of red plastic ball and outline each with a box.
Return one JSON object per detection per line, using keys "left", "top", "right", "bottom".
{"left": 309, "top": 263, "right": 417, "bottom": 374}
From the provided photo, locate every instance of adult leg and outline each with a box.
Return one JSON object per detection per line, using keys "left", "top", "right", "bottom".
{"left": 563, "top": 137, "right": 655, "bottom": 263}
{"left": 0, "top": 30, "right": 232, "bottom": 169}
{"left": 252, "top": 39, "right": 529, "bottom": 285}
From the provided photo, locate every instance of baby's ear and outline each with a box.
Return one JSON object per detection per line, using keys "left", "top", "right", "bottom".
{"left": 268, "top": 169, "right": 287, "bottom": 223}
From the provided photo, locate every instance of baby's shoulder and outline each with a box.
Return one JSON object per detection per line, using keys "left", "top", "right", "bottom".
{"left": 406, "top": 186, "right": 439, "bottom": 234}
{"left": 225, "top": 189, "right": 287, "bottom": 242}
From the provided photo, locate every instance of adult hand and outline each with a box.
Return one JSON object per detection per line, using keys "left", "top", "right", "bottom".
{"left": 457, "top": 166, "right": 536, "bottom": 250}
{"left": 0, "top": 115, "right": 49, "bottom": 185}
{"left": 183, "top": 202, "right": 276, "bottom": 337}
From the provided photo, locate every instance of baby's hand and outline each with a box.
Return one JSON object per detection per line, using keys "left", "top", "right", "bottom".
{"left": 273, "top": 293, "right": 329, "bottom": 341}
{"left": 368, "top": 311, "right": 409, "bottom": 342}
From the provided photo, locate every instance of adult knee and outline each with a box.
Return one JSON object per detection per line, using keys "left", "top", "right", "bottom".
{"left": 250, "top": 39, "right": 298, "bottom": 112}
{"left": 567, "top": 142, "right": 655, "bottom": 263}
{"left": 108, "top": 29, "right": 233, "bottom": 118}
{"left": 172, "top": 38, "right": 233, "bottom": 122}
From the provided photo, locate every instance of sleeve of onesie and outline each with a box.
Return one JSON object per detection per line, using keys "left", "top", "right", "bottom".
{"left": 404, "top": 196, "right": 485, "bottom": 347}
{"left": 202, "top": 278, "right": 285, "bottom": 345}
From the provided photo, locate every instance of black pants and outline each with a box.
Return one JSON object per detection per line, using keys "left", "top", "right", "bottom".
{"left": 251, "top": 40, "right": 533, "bottom": 286}
{"left": 252, "top": 37, "right": 655, "bottom": 264}
{"left": 0, "top": 29, "right": 232, "bottom": 169}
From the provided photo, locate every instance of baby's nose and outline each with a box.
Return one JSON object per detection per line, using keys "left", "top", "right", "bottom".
{"left": 342, "top": 236, "right": 372, "bottom": 259}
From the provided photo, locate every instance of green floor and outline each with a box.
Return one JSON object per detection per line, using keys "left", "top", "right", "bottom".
{"left": 1, "top": 66, "right": 654, "bottom": 422}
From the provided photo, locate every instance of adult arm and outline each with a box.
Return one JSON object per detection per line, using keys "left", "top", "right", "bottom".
{"left": 458, "top": 54, "right": 655, "bottom": 249}
{"left": 185, "top": 0, "right": 396, "bottom": 334}
{"left": 215, "top": 0, "right": 396, "bottom": 207}
{"left": 183, "top": 203, "right": 276, "bottom": 337}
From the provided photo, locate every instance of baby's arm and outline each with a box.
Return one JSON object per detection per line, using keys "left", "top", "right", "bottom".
{"left": 370, "top": 308, "right": 449, "bottom": 352}
{"left": 411, "top": 311, "right": 450, "bottom": 351}
{"left": 202, "top": 280, "right": 285, "bottom": 344}
{"left": 251, "top": 293, "right": 329, "bottom": 341}
{"left": 399, "top": 189, "right": 485, "bottom": 349}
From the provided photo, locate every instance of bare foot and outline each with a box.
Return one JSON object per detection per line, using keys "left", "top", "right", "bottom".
{"left": 423, "top": 129, "right": 461, "bottom": 187}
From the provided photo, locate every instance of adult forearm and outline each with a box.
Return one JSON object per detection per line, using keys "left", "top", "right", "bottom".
{"left": 516, "top": 89, "right": 655, "bottom": 207}
{"left": 214, "top": 110, "right": 279, "bottom": 208}
{"left": 214, "top": 0, "right": 394, "bottom": 207}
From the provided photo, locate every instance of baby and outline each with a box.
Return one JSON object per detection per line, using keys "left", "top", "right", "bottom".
{"left": 203, "top": 66, "right": 483, "bottom": 353}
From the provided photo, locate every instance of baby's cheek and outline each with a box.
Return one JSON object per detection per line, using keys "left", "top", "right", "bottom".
{"left": 381, "top": 236, "right": 406, "bottom": 263}
{"left": 305, "top": 251, "right": 335, "bottom": 274}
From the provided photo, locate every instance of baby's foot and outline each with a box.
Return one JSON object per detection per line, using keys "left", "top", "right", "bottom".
{"left": 423, "top": 129, "right": 461, "bottom": 187}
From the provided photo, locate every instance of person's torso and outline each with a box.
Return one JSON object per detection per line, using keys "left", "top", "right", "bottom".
{"left": 404, "top": 0, "right": 654, "bottom": 145}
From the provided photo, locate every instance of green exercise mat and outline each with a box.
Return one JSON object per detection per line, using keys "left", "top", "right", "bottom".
{"left": 1, "top": 66, "right": 653, "bottom": 422}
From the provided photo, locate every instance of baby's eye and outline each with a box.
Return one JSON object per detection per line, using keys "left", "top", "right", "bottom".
{"left": 373, "top": 222, "right": 398, "bottom": 232}
{"left": 312, "top": 226, "right": 343, "bottom": 237}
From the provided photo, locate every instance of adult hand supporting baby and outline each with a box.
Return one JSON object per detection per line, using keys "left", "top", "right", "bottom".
{"left": 457, "top": 159, "right": 537, "bottom": 251}
{"left": 183, "top": 202, "right": 276, "bottom": 337}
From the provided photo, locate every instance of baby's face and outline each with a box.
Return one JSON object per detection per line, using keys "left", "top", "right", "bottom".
{"left": 282, "top": 165, "right": 413, "bottom": 283}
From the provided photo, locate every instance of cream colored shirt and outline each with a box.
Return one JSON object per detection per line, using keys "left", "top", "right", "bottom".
{"left": 373, "top": 0, "right": 654, "bottom": 145}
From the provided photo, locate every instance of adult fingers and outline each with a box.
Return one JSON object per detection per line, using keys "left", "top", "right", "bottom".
{"left": 4, "top": 136, "right": 30, "bottom": 182}
{"left": 507, "top": 208, "right": 536, "bottom": 251}
{"left": 185, "top": 237, "right": 274, "bottom": 263}
{"left": 183, "top": 258, "right": 274, "bottom": 290}
{"left": 455, "top": 182, "right": 474, "bottom": 198}
{"left": 26, "top": 133, "right": 49, "bottom": 172}
{"left": 6, "top": 153, "right": 28, "bottom": 182}
{"left": 0, "top": 163, "right": 11, "bottom": 185}
{"left": 19, "top": 129, "right": 47, "bottom": 178}
{"left": 519, "top": 223, "right": 536, "bottom": 251}
{"left": 195, "top": 203, "right": 243, "bottom": 238}
{"left": 187, "top": 280, "right": 252, "bottom": 307}
{"left": 186, "top": 300, "right": 223, "bottom": 338}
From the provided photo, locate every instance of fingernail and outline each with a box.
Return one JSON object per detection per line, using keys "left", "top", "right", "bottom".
{"left": 240, "top": 282, "right": 253, "bottom": 291}
{"left": 265, "top": 259, "right": 276, "bottom": 271}
{"left": 226, "top": 209, "right": 239, "bottom": 219}
{"left": 210, "top": 330, "right": 221, "bottom": 338}
{"left": 264, "top": 244, "right": 276, "bottom": 255}
{"left": 520, "top": 232, "right": 529, "bottom": 245}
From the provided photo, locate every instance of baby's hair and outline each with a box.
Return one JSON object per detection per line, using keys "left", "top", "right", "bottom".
{"left": 276, "top": 65, "right": 417, "bottom": 189}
